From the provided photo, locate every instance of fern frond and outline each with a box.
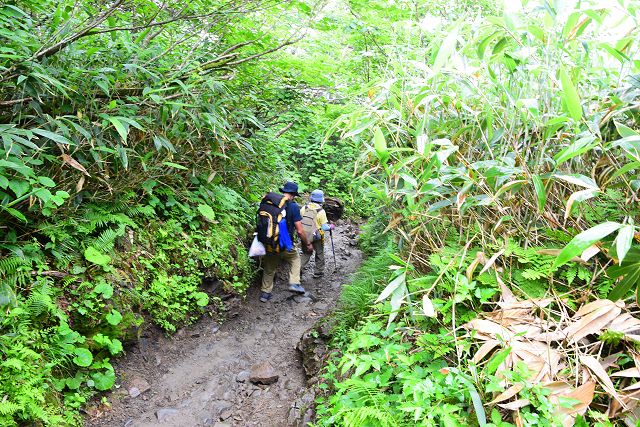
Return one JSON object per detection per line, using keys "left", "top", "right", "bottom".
{"left": 0, "top": 256, "right": 30, "bottom": 289}
{"left": 91, "top": 224, "right": 126, "bottom": 253}
{"left": 0, "top": 400, "right": 23, "bottom": 416}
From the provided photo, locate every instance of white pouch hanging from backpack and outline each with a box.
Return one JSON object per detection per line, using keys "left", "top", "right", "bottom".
{"left": 248, "top": 235, "right": 266, "bottom": 257}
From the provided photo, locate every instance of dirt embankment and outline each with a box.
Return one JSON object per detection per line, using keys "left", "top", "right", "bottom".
{"left": 85, "top": 223, "right": 362, "bottom": 427}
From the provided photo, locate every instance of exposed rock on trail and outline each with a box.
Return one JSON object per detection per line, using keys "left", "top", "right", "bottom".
{"left": 85, "top": 223, "right": 362, "bottom": 427}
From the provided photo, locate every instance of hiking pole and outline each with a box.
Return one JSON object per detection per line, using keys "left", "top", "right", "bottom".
{"left": 329, "top": 228, "right": 337, "bottom": 272}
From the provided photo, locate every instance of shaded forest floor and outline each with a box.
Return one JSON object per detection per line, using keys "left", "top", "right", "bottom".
{"left": 85, "top": 223, "right": 362, "bottom": 427}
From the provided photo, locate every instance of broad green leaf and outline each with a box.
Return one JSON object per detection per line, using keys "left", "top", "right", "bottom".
{"left": 531, "top": 175, "right": 546, "bottom": 212}
{"left": 91, "top": 369, "right": 116, "bottom": 391}
{"left": 466, "top": 382, "right": 487, "bottom": 426}
{"left": 8, "top": 179, "right": 29, "bottom": 197}
{"left": 615, "top": 122, "right": 638, "bottom": 138}
{"left": 611, "top": 136, "right": 640, "bottom": 162}
{"left": 105, "top": 309, "right": 122, "bottom": 326}
{"left": 434, "top": 26, "right": 459, "bottom": 71}
{"left": 486, "top": 347, "right": 511, "bottom": 375}
{"left": 610, "top": 161, "right": 640, "bottom": 180}
{"left": 553, "top": 173, "right": 598, "bottom": 190}
{"left": 373, "top": 127, "right": 389, "bottom": 165}
{"left": 494, "top": 179, "right": 526, "bottom": 198}
{"left": 564, "top": 188, "right": 599, "bottom": 220}
{"left": 32, "top": 129, "right": 73, "bottom": 145}
{"left": 562, "top": 12, "right": 580, "bottom": 39}
{"left": 492, "top": 37, "right": 509, "bottom": 56}
{"left": 388, "top": 280, "right": 408, "bottom": 326}
{"left": 108, "top": 116, "right": 128, "bottom": 144}
{"left": 0, "top": 159, "right": 34, "bottom": 176}
{"left": 197, "top": 204, "right": 216, "bottom": 221}
{"left": 116, "top": 145, "right": 128, "bottom": 169}
{"left": 554, "top": 135, "right": 598, "bottom": 166}
{"left": 616, "top": 225, "right": 635, "bottom": 264}
{"left": 376, "top": 272, "right": 406, "bottom": 303}
{"left": 608, "top": 248, "right": 640, "bottom": 301}
{"left": 0, "top": 175, "right": 8, "bottom": 189}
{"left": 3, "top": 207, "right": 27, "bottom": 222}
{"left": 94, "top": 282, "right": 114, "bottom": 299}
{"left": 163, "top": 161, "right": 188, "bottom": 170}
{"left": 559, "top": 67, "right": 582, "bottom": 121}
{"left": 553, "top": 222, "right": 622, "bottom": 269}
{"left": 73, "top": 348, "right": 93, "bottom": 367}
{"left": 0, "top": 282, "right": 17, "bottom": 307}
{"left": 84, "top": 247, "right": 111, "bottom": 266}
{"left": 65, "top": 373, "right": 84, "bottom": 390}
{"left": 37, "top": 176, "right": 55, "bottom": 187}
{"left": 117, "top": 116, "right": 144, "bottom": 131}
{"left": 108, "top": 338, "right": 123, "bottom": 355}
{"left": 195, "top": 292, "right": 209, "bottom": 307}
{"left": 477, "top": 32, "right": 498, "bottom": 59}
{"left": 600, "top": 43, "right": 629, "bottom": 63}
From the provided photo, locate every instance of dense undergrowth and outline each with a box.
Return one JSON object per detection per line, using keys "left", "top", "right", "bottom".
{"left": 0, "top": 1, "right": 370, "bottom": 425}
{"left": 315, "top": 0, "right": 640, "bottom": 426}
{"left": 3, "top": 0, "right": 640, "bottom": 426}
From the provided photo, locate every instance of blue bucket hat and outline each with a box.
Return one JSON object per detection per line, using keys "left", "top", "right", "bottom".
{"left": 280, "top": 181, "right": 300, "bottom": 196}
{"left": 310, "top": 189, "right": 325, "bottom": 203}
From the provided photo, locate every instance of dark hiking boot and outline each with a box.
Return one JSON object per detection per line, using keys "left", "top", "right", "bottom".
{"left": 259, "top": 292, "right": 272, "bottom": 303}
{"left": 288, "top": 284, "right": 305, "bottom": 294}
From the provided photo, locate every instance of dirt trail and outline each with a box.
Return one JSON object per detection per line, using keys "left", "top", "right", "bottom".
{"left": 86, "top": 223, "right": 362, "bottom": 427}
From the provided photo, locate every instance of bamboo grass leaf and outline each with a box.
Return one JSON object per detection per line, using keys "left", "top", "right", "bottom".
{"left": 373, "top": 127, "right": 389, "bottom": 165}
{"left": 434, "top": 26, "right": 459, "bottom": 71}
{"left": 376, "top": 272, "right": 406, "bottom": 303}
{"left": 553, "top": 222, "right": 622, "bottom": 269}
{"left": 559, "top": 67, "right": 582, "bottom": 121}
{"left": 108, "top": 117, "right": 128, "bottom": 144}
{"left": 32, "top": 129, "right": 73, "bottom": 146}
{"left": 615, "top": 225, "right": 635, "bottom": 264}
{"left": 532, "top": 175, "right": 547, "bottom": 212}
{"left": 565, "top": 188, "right": 599, "bottom": 220}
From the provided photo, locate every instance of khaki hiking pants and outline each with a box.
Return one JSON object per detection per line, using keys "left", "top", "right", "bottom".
{"left": 301, "top": 240, "right": 325, "bottom": 277}
{"left": 261, "top": 249, "right": 301, "bottom": 293}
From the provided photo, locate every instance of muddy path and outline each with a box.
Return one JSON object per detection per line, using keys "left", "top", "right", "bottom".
{"left": 85, "top": 223, "right": 362, "bottom": 427}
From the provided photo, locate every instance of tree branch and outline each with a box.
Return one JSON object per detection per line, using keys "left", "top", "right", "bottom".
{"left": 0, "top": 97, "right": 33, "bottom": 108}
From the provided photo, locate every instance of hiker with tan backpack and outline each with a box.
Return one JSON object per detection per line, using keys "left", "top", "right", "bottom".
{"left": 300, "top": 189, "right": 334, "bottom": 279}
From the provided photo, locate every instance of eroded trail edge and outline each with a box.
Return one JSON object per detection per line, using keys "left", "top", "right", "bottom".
{"left": 86, "top": 223, "right": 362, "bottom": 427}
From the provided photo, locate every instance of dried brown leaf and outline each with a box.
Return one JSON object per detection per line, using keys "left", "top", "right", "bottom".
{"left": 557, "top": 380, "right": 595, "bottom": 415}
{"left": 610, "top": 314, "right": 640, "bottom": 333}
{"left": 574, "top": 299, "right": 618, "bottom": 317}
{"left": 465, "top": 319, "right": 514, "bottom": 341}
{"left": 496, "top": 272, "right": 517, "bottom": 303}
{"left": 472, "top": 340, "right": 500, "bottom": 364}
{"left": 491, "top": 383, "right": 525, "bottom": 404}
{"left": 466, "top": 251, "right": 485, "bottom": 281}
{"left": 498, "top": 399, "right": 531, "bottom": 410}
{"left": 580, "top": 245, "right": 600, "bottom": 262}
{"left": 479, "top": 249, "right": 505, "bottom": 275}
{"left": 611, "top": 368, "right": 640, "bottom": 378}
{"left": 76, "top": 176, "right": 85, "bottom": 193}
{"left": 61, "top": 153, "right": 90, "bottom": 176}
{"left": 564, "top": 305, "right": 621, "bottom": 343}
{"left": 580, "top": 355, "right": 627, "bottom": 409}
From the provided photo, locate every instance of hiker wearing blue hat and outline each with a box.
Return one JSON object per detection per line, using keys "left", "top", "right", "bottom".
{"left": 258, "top": 181, "right": 313, "bottom": 303}
{"left": 300, "top": 189, "right": 334, "bottom": 279}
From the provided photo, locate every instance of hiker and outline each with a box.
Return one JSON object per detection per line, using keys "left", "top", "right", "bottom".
{"left": 300, "top": 189, "right": 334, "bottom": 279}
{"left": 258, "top": 181, "right": 313, "bottom": 303}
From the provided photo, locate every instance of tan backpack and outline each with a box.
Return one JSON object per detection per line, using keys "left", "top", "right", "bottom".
{"left": 301, "top": 205, "right": 322, "bottom": 242}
